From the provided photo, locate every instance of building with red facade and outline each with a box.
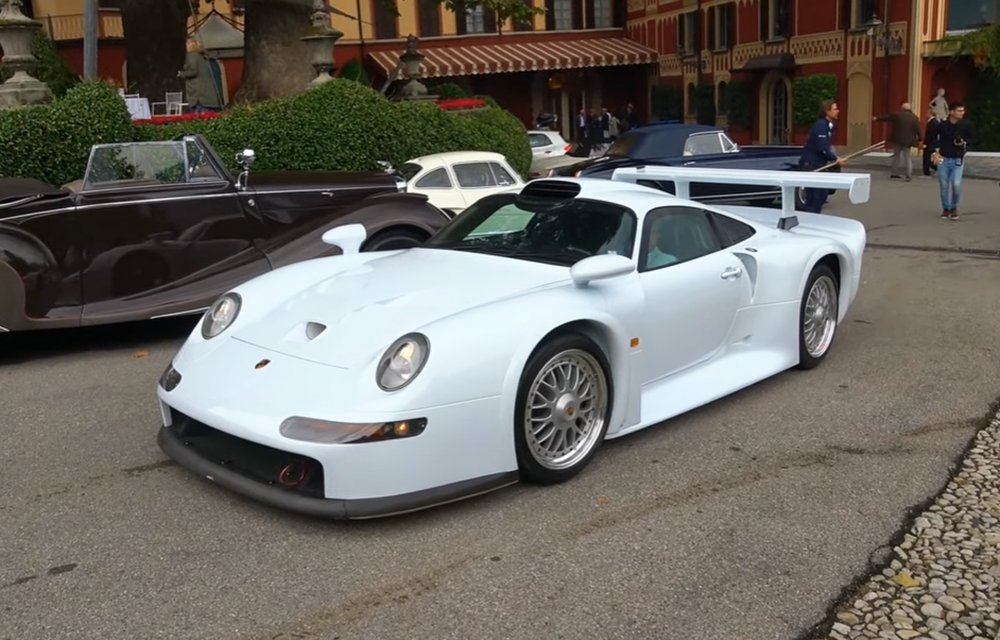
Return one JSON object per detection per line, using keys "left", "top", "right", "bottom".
{"left": 625, "top": 0, "right": 991, "bottom": 151}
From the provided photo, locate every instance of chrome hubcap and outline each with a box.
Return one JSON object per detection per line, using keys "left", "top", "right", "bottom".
{"left": 524, "top": 349, "right": 607, "bottom": 470}
{"left": 803, "top": 275, "right": 838, "bottom": 358}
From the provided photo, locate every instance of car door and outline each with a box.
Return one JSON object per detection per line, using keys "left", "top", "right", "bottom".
{"left": 529, "top": 132, "right": 555, "bottom": 158}
{"left": 75, "top": 140, "right": 268, "bottom": 321}
{"left": 637, "top": 205, "right": 753, "bottom": 383}
{"left": 409, "top": 166, "right": 466, "bottom": 214}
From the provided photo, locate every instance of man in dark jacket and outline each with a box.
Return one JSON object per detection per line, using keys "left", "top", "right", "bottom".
{"left": 798, "top": 99, "right": 845, "bottom": 213}
{"left": 874, "top": 102, "right": 922, "bottom": 181}
{"left": 921, "top": 107, "right": 942, "bottom": 176}
{"left": 929, "top": 101, "right": 975, "bottom": 220}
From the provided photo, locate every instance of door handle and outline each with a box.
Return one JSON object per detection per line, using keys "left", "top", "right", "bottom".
{"left": 321, "top": 190, "right": 336, "bottom": 197}
{"left": 721, "top": 266, "right": 742, "bottom": 280}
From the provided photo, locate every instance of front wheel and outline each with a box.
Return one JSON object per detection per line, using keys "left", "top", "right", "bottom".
{"left": 514, "top": 333, "right": 612, "bottom": 484}
{"left": 797, "top": 264, "right": 839, "bottom": 369}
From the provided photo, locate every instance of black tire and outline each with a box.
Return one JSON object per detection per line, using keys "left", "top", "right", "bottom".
{"left": 514, "top": 333, "right": 613, "bottom": 484}
{"left": 361, "top": 228, "right": 428, "bottom": 252}
{"left": 796, "top": 264, "right": 839, "bottom": 370}
{"left": 794, "top": 187, "right": 808, "bottom": 210}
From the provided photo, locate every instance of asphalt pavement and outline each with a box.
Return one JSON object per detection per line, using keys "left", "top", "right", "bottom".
{"left": 1, "top": 169, "right": 998, "bottom": 640}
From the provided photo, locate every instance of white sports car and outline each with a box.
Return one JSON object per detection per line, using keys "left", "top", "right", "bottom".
{"left": 156, "top": 167, "right": 869, "bottom": 519}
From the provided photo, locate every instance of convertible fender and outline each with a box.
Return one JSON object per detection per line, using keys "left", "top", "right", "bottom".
{"left": 352, "top": 192, "right": 451, "bottom": 239}
{"left": 0, "top": 224, "right": 62, "bottom": 329}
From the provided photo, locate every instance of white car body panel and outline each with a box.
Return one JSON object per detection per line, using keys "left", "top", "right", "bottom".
{"left": 158, "top": 168, "right": 870, "bottom": 518}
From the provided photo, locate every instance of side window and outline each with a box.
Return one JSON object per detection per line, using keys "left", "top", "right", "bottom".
{"left": 415, "top": 167, "right": 452, "bottom": 189}
{"left": 710, "top": 212, "right": 755, "bottom": 246}
{"left": 682, "top": 132, "right": 724, "bottom": 156}
{"left": 528, "top": 134, "right": 549, "bottom": 148}
{"left": 641, "top": 206, "right": 723, "bottom": 271}
{"left": 454, "top": 162, "right": 497, "bottom": 188}
{"left": 185, "top": 140, "right": 221, "bottom": 181}
{"left": 489, "top": 163, "right": 517, "bottom": 186}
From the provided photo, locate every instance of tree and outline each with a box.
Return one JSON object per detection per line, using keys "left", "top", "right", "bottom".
{"left": 119, "top": 0, "right": 191, "bottom": 99}
{"left": 941, "top": 25, "right": 1000, "bottom": 74}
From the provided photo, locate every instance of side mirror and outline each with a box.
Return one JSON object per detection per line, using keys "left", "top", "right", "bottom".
{"left": 569, "top": 254, "right": 635, "bottom": 287}
{"left": 321, "top": 223, "right": 367, "bottom": 255}
{"left": 236, "top": 148, "right": 256, "bottom": 170}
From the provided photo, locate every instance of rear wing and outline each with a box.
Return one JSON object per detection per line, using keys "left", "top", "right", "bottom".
{"left": 610, "top": 166, "right": 871, "bottom": 230}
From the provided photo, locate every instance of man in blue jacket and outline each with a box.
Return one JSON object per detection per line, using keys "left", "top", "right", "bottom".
{"left": 798, "top": 99, "right": 845, "bottom": 213}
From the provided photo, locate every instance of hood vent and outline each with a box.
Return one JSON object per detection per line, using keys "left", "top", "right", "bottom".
{"left": 305, "top": 322, "right": 326, "bottom": 341}
{"left": 518, "top": 180, "right": 581, "bottom": 202}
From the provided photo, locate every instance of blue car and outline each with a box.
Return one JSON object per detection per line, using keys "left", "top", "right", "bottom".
{"left": 551, "top": 123, "right": 811, "bottom": 207}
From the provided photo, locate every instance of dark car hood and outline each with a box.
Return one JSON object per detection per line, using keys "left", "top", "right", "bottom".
{"left": 247, "top": 170, "right": 397, "bottom": 192}
{"left": 551, "top": 155, "right": 633, "bottom": 178}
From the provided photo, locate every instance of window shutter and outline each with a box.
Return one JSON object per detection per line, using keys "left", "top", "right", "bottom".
{"left": 585, "top": 0, "right": 595, "bottom": 28}
{"left": 840, "top": 0, "right": 851, "bottom": 30}
{"left": 545, "top": 0, "right": 556, "bottom": 30}
{"left": 760, "top": 0, "right": 769, "bottom": 39}
{"left": 484, "top": 8, "right": 497, "bottom": 33}
{"left": 708, "top": 6, "right": 715, "bottom": 50}
{"left": 614, "top": 0, "right": 626, "bottom": 27}
{"left": 455, "top": 0, "right": 467, "bottom": 34}
{"left": 677, "top": 13, "right": 685, "bottom": 52}
{"left": 727, "top": 4, "right": 735, "bottom": 47}
{"left": 573, "top": 0, "right": 584, "bottom": 30}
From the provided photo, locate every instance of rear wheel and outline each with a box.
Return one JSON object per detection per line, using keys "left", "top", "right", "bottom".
{"left": 514, "top": 333, "right": 612, "bottom": 484}
{"left": 797, "top": 264, "right": 839, "bottom": 369}
{"left": 361, "top": 228, "right": 427, "bottom": 251}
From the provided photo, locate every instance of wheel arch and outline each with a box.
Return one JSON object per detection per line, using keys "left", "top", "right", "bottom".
{"left": 499, "top": 314, "right": 635, "bottom": 441}
{"left": 800, "top": 248, "right": 852, "bottom": 321}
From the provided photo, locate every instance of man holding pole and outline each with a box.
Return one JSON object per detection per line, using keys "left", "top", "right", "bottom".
{"left": 798, "top": 99, "right": 845, "bottom": 213}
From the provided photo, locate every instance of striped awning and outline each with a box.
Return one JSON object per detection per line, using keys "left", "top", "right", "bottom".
{"left": 368, "top": 37, "right": 658, "bottom": 79}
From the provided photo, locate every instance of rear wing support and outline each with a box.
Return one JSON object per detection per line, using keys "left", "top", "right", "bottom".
{"left": 610, "top": 166, "right": 871, "bottom": 230}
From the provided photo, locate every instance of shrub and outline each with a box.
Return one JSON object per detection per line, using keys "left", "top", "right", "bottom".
{"left": 427, "top": 81, "right": 468, "bottom": 99}
{"left": 651, "top": 83, "right": 683, "bottom": 121}
{"left": 0, "top": 32, "right": 79, "bottom": 98}
{"left": 726, "top": 80, "right": 753, "bottom": 129}
{"left": 338, "top": 58, "right": 370, "bottom": 86}
{"left": 792, "top": 74, "right": 838, "bottom": 129}
{"left": 0, "top": 80, "right": 132, "bottom": 186}
{"left": 135, "top": 80, "right": 531, "bottom": 176}
{"left": 694, "top": 83, "right": 716, "bottom": 125}
{"left": 966, "top": 72, "right": 1000, "bottom": 150}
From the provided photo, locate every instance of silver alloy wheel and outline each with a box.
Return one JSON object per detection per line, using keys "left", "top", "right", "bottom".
{"left": 803, "top": 275, "right": 838, "bottom": 358}
{"left": 523, "top": 349, "right": 608, "bottom": 471}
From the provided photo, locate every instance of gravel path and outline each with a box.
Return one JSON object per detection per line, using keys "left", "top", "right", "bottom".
{"left": 815, "top": 404, "right": 1000, "bottom": 640}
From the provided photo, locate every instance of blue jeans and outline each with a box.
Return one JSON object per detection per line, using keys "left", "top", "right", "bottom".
{"left": 937, "top": 157, "right": 964, "bottom": 211}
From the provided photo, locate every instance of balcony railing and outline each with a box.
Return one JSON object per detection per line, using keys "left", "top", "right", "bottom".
{"left": 39, "top": 10, "right": 125, "bottom": 41}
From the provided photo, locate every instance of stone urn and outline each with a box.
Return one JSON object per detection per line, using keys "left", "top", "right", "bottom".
{"left": 301, "top": 0, "right": 343, "bottom": 87}
{"left": 0, "top": 0, "right": 53, "bottom": 108}
{"left": 397, "top": 35, "right": 437, "bottom": 101}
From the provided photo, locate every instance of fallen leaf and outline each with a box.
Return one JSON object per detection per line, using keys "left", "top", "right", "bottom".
{"left": 595, "top": 496, "right": 610, "bottom": 506}
{"left": 133, "top": 350, "right": 149, "bottom": 359}
{"left": 892, "top": 571, "right": 921, "bottom": 588}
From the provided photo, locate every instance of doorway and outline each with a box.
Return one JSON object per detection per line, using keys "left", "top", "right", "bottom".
{"left": 759, "top": 72, "right": 791, "bottom": 145}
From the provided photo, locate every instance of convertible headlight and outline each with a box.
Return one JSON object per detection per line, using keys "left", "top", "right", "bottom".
{"left": 280, "top": 417, "right": 427, "bottom": 444}
{"left": 201, "top": 292, "right": 241, "bottom": 339}
{"left": 376, "top": 333, "right": 429, "bottom": 391}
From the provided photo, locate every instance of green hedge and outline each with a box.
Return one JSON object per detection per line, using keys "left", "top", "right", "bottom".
{"left": 792, "top": 74, "right": 838, "bottom": 129}
{"left": 726, "top": 80, "right": 753, "bottom": 129}
{"left": 137, "top": 80, "right": 531, "bottom": 177}
{"left": 967, "top": 73, "right": 1000, "bottom": 150}
{"left": 0, "top": 81, "right": 133, "bottom": 187}
{"left": 0, "top": 79, "right": 530, "bottom": 186}
{"left": 694, "top": 83, "right": 716, "bottom": 125}
{"left": 651, "top": 83, "right": 683, "bottom": 121}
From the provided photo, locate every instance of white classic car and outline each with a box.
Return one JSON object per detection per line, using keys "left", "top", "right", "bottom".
{"left": 156, "top": 166, "right": 869, "bottom": 519}
{"left": 398, "top": 150, "right": 524, "bottom": 215}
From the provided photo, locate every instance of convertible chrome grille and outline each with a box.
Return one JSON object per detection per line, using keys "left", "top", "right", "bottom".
{"left": 169, "top": 409, "right": 325, "bottom": 498}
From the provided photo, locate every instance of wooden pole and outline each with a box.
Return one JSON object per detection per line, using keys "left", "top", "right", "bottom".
{"left": 83, "top": 0, "right": 98, "bottom": 79}
{"left": 814, "top": 140, "right": 886, "bottom": 172}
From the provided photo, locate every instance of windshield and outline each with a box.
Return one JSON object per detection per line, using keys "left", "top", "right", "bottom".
{"left": 397, "top": 162, "right": 422, "bottom": 182}
{"left": 425, "top": 193, "right": 636, "bottom": 266}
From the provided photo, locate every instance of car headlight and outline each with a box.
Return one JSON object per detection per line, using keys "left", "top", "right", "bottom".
{"left": 201, "top": 292, "right": 241, "bottom": 339}
{"left": 376, "top": 333, "right": 429, "bottom": 391}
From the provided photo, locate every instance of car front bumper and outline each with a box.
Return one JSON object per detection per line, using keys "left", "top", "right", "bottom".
{"left": 156, "top": 339, "right": 518, "bottom": 519}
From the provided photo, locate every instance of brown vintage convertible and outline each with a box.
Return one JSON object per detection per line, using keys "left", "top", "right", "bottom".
{"left": 0, "top": 134, "right": 449, "bottom": 333}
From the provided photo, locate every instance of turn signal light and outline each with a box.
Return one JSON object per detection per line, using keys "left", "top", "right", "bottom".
{"left": 280, "top": 417, "right": 428, "bottom": 444}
